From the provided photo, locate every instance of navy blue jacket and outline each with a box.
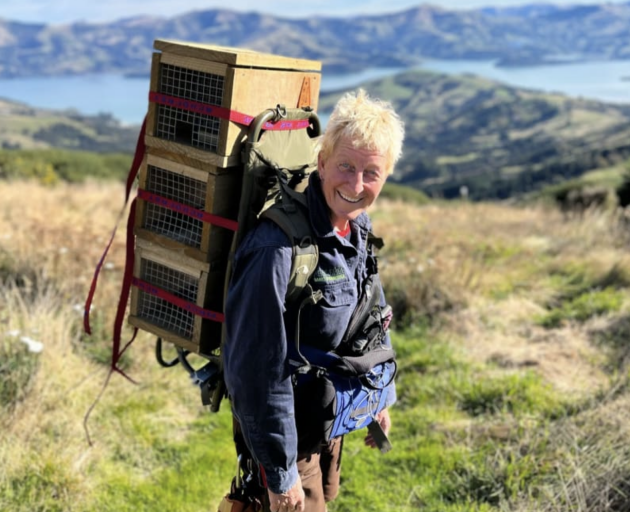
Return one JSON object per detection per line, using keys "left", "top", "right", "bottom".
{"left": 223, "top": 172, "right": 395, "bottom": 493}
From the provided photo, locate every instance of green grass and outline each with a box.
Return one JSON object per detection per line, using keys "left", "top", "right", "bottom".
{"left": 0, "top": 336, "right": 40, "bottom": 412}
{"left": 88, "top": 411, "right": 235, "bottom": 512}
{"left": 0, "top": 149, "right": 132, "bottom": 183}
{"left": 325, "top": 328, "right": 579, "bottom": 512}
{"left": 537, "top": 287, "right": 624, "bottom": 328}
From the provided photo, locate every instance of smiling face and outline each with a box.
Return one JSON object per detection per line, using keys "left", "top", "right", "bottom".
{"left": 318, "top": 137, "right": 389, "bottom": 231}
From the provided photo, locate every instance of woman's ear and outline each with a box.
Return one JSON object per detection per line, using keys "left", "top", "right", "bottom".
{"left": 318, "top": 152, "right": 326, "bottom": 181}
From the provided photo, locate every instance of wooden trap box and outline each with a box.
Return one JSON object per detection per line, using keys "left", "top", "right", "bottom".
{"left": 128, "top": 238, "right": 225, "bottom": 355}
{"left": 145, "top": 39, "right": 322, "bottom": 168}
{"left": 134, "top": 149, "right": 241, "bottom": 265}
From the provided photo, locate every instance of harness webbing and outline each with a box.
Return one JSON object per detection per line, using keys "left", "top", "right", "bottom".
{"left": 131, "top": 277, "right": 225, "bottom": 322}
{"left": 137, "top": 188, "right": 239, "bottom": 232}
{"left": 149, "top": 92, "right": 312, "bottom": 131}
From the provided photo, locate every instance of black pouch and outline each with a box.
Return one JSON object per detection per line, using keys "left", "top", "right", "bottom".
{"left": 294, "top": 373, "right": 336, "bottom": 454}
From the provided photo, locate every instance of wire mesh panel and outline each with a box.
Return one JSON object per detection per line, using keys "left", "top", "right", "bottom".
{"left": 137, "top": 258, "right": 199, "bottom": 339}
{"left": 143, "top": 164, "right": 206, "bottom": 248}
{"left": 155, "top": 63, "right": 225, "bottom": 152}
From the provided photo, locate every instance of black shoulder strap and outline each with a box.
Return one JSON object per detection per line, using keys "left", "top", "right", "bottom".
{"left": 339, "top": 231, "right": 383, "bottom": 347}
{"left": 261, "top": 198, "right": 319, "bottom": 304}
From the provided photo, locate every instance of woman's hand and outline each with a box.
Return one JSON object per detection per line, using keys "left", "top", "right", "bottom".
{"left": 364, "top": 408, "right": 391, "bottom": 449}
{"left": 268, "top": 478, "right": 305, "bottom": 512}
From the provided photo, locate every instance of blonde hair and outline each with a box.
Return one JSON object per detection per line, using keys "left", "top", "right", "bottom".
{"left": 319, "top": 89, "right": 405, "bottom": 175}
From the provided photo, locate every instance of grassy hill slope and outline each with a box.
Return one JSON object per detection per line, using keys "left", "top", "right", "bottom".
{"left": 0, "top": 98, "right": 139, "bottom": 152}
{"left": 2, "top": 179, "right": 630, "bottom": 511}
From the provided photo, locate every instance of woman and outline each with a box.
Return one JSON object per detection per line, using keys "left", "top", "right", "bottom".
{"left": 224, "top": 89, "right": 405, "bottom": 512}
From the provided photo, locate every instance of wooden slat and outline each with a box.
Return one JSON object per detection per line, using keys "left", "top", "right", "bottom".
{"left": 130, "top": 286, "right": 140, "bottom": 320}
{"left": 143, "top": 147, "right": 234, "bottom": 174}
{"left": 134, "top": 154, "right": 150, "bottom": 234}
{"left": 146, "top": 53, "right": 162, "bottom": 137}
{"left": 160, "top": 52, "right": 228, "bottom": 77}
{"left": 128, "top": 315, "right": 200, "bottom": 353}
{"left": 192, "top": 268, "right": 210, "bottom": 342}
{"left": 144, "top": 134, "right": 240, "bottom": 168}
{"left": 218, "top": 68, "right": 236, "bottom": 162}
{"left": 135, "top": 228, "right": 209, "bottom": 263}
{"left": 146, "top": 153, "right": 213, "bottom": 182}
{"left": 129, "top": 236, "right": 144, "bottom": 319}
{"left": 154, "top": 39, "right": 322, "bottom": 71}
{"left": 135, "top": 238, "right": 210, "bottom": 275}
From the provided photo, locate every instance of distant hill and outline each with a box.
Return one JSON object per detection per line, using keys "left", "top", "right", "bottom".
{"left": 1, "top": 3, "right": 630, "bottom": 77}
{"left": 0, "top": 98, "right": 138, "bottom": 152}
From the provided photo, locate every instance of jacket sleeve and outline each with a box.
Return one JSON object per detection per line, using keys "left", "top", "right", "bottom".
{"left": 223, "top": 239, "right": 298, "bottom": 494}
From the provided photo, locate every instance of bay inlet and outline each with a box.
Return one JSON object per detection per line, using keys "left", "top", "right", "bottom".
{"left": 0, "top": 59, "right": 628, "bottom": 126}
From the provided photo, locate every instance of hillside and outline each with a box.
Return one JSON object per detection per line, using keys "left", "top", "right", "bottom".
{"left": 0, "top": 98, "right": 138, "bottom": 152}
{"left": 2, "top": 179, "right": 630, "bottom": 511}
{"left": 1, "top": 3, "right": 630, "bottom": 77}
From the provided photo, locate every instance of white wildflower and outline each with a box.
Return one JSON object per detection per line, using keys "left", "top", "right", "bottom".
{"left": 19, "top": 336, "right": 44, "bottom": 353}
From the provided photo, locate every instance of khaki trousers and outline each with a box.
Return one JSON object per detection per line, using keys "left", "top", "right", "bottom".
{"left": 232, "top": 418, "right": 343, "bottom": 512}
{"left": 297, "top": 437, "right": 344, "bottom": 512}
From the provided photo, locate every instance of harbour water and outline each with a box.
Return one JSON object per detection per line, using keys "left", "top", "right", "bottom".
{"left": 0, "top": 59, "right": 628, "bottom": 126}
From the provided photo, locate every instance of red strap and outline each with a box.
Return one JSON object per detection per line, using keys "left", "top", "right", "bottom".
{"left": 259, "top": 464, "right": 268, "bottom": 488}
{"left": 131, "top": 277, "right": 225, "bottom": 323}
{"left": 149, "top": 92, "right": 312, "bottom": 131}
{"left": 83, "top": 116, "right": 147, "bottom": 335}
{"left": 82, "top": 196, "right": 140, "bottom": 446}
{"left": 110, "top": 198, "right": 140, "bottom": 382}
{"left": 137, "top": 188, "right": 238, "bottom": 232}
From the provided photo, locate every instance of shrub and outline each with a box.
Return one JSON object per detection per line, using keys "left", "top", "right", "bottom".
{"left": 0, "top": 149, "right": 132, "bottom": 183}
{"left": 380, "top": 182, "right": 430, "bottom": 205}
{"left": 0, "top": 336, "right": 40, "bottom": 412}
{"left": 384, "top": 273, "right": 458, "bottom": 329}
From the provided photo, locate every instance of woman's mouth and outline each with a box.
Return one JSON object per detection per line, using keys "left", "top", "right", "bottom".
{"left": 338, "top": 191, "right": 362, "bottom": 204}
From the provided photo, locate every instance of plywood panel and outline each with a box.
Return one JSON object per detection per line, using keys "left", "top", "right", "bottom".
{"left": 154, "top": 39, "right": 322, "bottom": 71}
{"left": 144, "top": 135, "right": 239, "bottom": 167}
{"left": 160, "top": 52, "right": 228, "bottom": 77}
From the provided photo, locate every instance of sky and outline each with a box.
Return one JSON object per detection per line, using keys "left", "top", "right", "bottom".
{"left": 1, "top": 0, "right": 629, "bottom": 24}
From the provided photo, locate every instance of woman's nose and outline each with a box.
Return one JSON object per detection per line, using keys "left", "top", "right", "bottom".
{"left": 348, "top": 170, "right": 364, "bottom": 194}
